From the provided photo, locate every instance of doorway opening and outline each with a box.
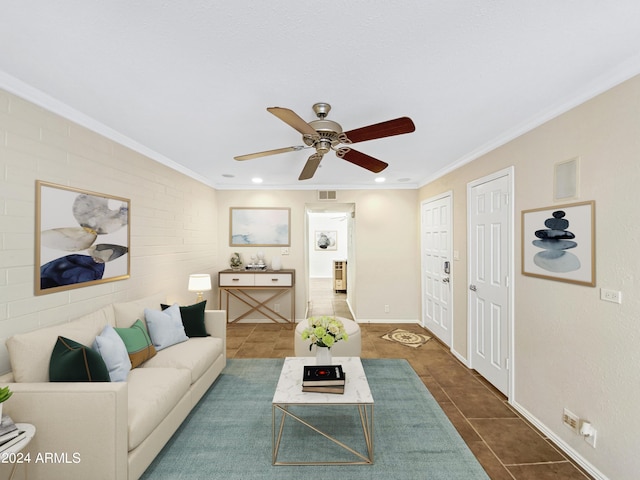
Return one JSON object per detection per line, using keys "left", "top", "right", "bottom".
{"left": 305, "top": 203, "right": 355, "bottom": 321}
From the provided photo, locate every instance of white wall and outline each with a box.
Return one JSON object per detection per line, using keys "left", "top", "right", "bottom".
{"left": 215, "top": 189, "right": 420, "bottom": 322}
{"left": 308, "top": 212, "right": 348, "bottom": 278}
{"left": 419, "top": 74, "right": 640, "bottom": 480}
{"left": 0, "top": 88, "right": 219, "bottom": 374}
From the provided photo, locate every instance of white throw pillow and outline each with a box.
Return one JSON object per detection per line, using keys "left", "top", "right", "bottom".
{"left": 144, "top": 304, "right": 189, "bottom": 350}
{"left": 92, "top": 324, "right": 132, "bottom": 382}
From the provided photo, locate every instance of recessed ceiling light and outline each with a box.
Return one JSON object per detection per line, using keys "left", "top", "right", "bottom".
{"left": 252, "top": 177, "right": 263, "bottom": 184}
{"left": 375, "top": 177, "right": 386, "bottom": 183}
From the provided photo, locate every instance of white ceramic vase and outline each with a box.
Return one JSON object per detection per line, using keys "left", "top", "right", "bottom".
{"left": 315, "top": 346, "right": 332, "bottom": 365}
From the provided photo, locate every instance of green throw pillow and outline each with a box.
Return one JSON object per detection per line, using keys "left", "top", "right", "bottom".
{"left": 49, "top": 336, "right": 110, "bottom": 382}
{"left": 161, "top": 301, "right": 208, "bottom": 337}
{"left": 114, "top": 319, "right": 157, "bottom": 368}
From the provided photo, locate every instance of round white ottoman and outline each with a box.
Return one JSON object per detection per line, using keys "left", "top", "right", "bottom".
{"left": 294, "top": 317, "right": 362, "bottom": 357}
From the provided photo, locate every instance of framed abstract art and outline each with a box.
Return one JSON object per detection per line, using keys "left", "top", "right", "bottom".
{"left": 35, "top": 181, "right": 130, "bottom": 295}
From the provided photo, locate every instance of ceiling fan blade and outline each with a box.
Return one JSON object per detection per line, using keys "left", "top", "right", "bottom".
{"left": 234, "top": 145, "right": 307, "bottom": 161}
{"left": 267, "top": 107, "right": 319, "bottom": 138}
{"left": 336, "top": 148, "right": 388, "bottom": 173}
{"left": 298, "top": 153, "right": 323, "bottom": 180}
{"left": 343, "top": 117, "right": 415, "bottom": 144}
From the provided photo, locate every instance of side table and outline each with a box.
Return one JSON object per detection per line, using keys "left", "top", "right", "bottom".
{"left": 218, "top": 269, "right": 296, "bottom": 325}
{"left": 1, "top": 423, "right": 36, "bottom": 480}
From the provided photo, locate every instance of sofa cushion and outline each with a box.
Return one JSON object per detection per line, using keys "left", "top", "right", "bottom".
{"left": 161, "top": 301, "right": 208, "bottom": 337}
{"left": 144, "top": 305, "right": 188, "bottom": 351}
{"left": 92, "top": 324, "right": 132, "bottom": 382}
{"left": 49, "top": 336, "right": 111, "bottom": 382}
{"left": 126, "top": 367, "right": 191, "bottom": 450}
{"left": 6, "top": 305, "right": 115, "bottom": 383}
{"left": 114, "top": 320, "right": 157, "bottom": 368}
{"left": 142, "top": 337, "right": 224, "bottom": 384}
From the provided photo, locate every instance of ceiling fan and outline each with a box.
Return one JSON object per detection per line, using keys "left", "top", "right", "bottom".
{"left": 234, "top": 103, "right": 416, "bottom": 180}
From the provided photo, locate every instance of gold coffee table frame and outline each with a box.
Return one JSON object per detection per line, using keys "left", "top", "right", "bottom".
{"left": 271, "top": 357, "right": 374, "bottom": 466}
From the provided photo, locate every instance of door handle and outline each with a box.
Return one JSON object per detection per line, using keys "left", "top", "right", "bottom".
{"left": 442, "top": 277, "right": 450, "bottom": 283}
{"left": 469, "top": 284, "right": 477, "bottom": 291}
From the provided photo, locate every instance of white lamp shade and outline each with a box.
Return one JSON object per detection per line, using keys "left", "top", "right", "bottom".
{"left": 188, "top": 274, "right": 212, "bottom": 292}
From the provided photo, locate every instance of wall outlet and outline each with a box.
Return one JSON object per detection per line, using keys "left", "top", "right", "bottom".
{"left": 384, "top": 305, "right": 390, "bottom": 313}
{"left": 563, "top": 408, "right": 579, "bottom": 433}
{"left": 581, "top": 421, "right": 597, "bottom": 448}
{"left": 585, "top": 427, "right": 597, "bottom": 448}
{"left": 281, "top": 247, "right": 290, "bottom": 255}
{"left": 600, "top": 288, "right": 622, "bottom": 304}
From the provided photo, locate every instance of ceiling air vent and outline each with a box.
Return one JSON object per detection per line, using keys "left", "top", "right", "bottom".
{"left": 317, "top": 190, "right": 337, "bottom": 201}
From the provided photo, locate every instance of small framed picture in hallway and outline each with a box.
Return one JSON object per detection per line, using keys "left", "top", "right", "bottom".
{"left": 315, "top": 231, "right": 337, "bottom": 250}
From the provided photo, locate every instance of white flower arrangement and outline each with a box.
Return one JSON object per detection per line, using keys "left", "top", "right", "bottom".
{"left": 300, "top": 316, "right": 348, "bottom": 350}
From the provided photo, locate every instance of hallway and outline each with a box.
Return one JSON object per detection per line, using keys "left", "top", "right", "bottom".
{"left": 306, "top": 277, "right": 353, "bottom": 319}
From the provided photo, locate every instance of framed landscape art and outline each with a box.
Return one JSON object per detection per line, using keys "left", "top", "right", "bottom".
{"left": 521, "top": 200, "right": 595, "bottom": 286}
{"left": 35, "top": 181, "right": 130, "bottom": 295}
{"left": 229, "top": 207, "right": 291, "bottom": 247}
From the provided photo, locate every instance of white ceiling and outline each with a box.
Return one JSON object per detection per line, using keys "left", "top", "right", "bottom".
{"left": 2, "top": 1, "right": 640, "bottom": 189}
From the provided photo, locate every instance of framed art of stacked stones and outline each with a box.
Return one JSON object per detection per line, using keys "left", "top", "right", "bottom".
{"left": 35, "top": 180, "right": 130, "bottom": 295}
{"left": 521, "top": 201, "right": 595, "bottom": 286}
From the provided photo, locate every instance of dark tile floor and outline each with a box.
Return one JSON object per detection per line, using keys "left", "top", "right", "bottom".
{"left": 226, "top": 279, "right": 593, "bottom": 480}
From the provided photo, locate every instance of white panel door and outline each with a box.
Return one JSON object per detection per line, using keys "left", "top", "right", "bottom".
{"left": 468, "top": 173, "right": 511, "bottom": 395}
{"left": 421, "top": 194, "right": 452, "bottom": 346}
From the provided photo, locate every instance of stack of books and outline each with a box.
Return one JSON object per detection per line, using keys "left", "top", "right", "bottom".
{"left": 0, "top": 415, "right": 26, "bottom": 452}
{"left": 302, "top": 364, "right": 346, "bottom": 394}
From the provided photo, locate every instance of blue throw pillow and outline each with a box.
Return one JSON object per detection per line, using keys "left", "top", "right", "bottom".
{"left": 92, "top": 324, "right": 132, "bottom": 382}
{"left": 144, "top": 304, "right": 189, "bottom": 350}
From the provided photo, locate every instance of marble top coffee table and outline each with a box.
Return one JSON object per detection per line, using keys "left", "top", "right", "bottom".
{"left": 272, "top": 356, "right": 374, "bottom": 465}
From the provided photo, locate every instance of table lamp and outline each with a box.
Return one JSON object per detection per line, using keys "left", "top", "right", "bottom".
{"left": 188, "top": 274, "right": 211, "bottom": 302}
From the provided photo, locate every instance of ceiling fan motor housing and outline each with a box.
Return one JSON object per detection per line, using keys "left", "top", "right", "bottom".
{"left": 304, "top": 118, "right": 344, "bottom": 153}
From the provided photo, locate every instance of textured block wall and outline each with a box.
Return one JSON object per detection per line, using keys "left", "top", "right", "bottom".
{"left": 0, "top": 89, "right": 218, "bottom": 374}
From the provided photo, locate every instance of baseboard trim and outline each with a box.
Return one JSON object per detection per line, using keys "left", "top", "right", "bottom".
{"left": 510, "top": 400, "right": 609, "bottom": 480}
{"left": 450, "top": 347, "right": 470, "bottom": 367}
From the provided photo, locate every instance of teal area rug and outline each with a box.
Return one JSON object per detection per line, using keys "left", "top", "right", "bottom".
{"left": 141, "top": 359, "right": 489, "bottom": 479}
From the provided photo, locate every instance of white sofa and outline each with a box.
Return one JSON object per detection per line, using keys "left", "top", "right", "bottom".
{"left": 0, "top": 293, "right": 226, "bottom": 480}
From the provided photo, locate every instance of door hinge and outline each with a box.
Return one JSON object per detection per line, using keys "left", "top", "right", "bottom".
{"left": 504, "top": 193, "right": 510, "bottom": 205}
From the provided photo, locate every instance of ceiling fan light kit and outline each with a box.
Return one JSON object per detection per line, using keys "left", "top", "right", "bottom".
{"left": 234, "top": 102, "right": 415, "bottom": 181}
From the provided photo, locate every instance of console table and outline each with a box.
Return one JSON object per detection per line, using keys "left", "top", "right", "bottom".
{"left": 218, "top": 269, "right": 295, "bottom": 324}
